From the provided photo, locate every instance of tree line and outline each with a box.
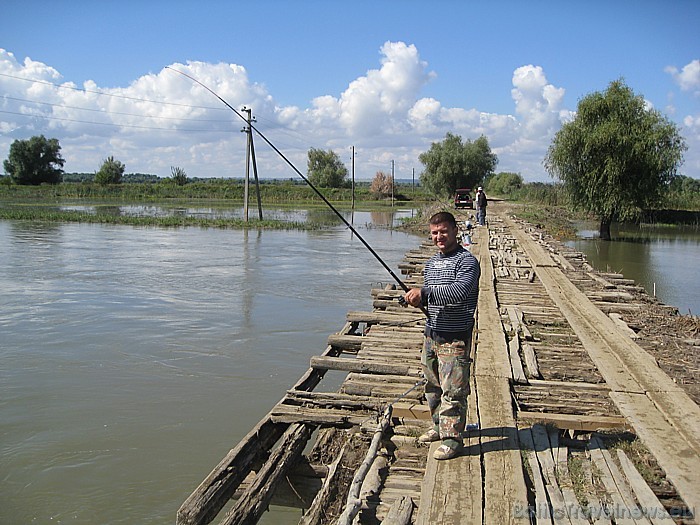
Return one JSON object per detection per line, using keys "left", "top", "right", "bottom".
{"left": 2, "top": 79, "right": 693, "bottom": 240}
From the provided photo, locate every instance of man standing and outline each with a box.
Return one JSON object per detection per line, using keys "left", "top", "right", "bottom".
{"left": 404, "top": 212, "right": 480, "bottom": 460}
{"left": 475, "top": 187, "right": 487, "bottom": 226}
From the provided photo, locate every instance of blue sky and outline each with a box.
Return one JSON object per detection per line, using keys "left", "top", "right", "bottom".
{"left": 1, "top": 0, "right": 699, "bottom": 181}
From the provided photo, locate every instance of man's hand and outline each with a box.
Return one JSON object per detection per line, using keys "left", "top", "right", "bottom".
{"left": 403, "top": 288, "right": 422, "bottom": 307}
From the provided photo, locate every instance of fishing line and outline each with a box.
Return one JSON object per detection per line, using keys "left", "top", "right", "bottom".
{"left": 167, "top": 67, "right": 428, "bottom": 317}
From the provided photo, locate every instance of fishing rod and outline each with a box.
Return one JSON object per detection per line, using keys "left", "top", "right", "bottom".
{"left": 166, "top": 67, "right": 427, "bottom": 317}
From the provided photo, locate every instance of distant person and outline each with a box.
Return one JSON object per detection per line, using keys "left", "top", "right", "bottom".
{"left": 475, "top": 187, "right": 487, "bottom": 226}
{"left": 403, "top": 211, "right": 480, "bottom": 460}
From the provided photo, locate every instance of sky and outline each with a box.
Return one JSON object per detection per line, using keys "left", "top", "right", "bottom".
{"left": 1, "top": 0, "right": 699, "bottom": 182}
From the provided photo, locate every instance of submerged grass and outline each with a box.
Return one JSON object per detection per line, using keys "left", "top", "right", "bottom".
{"left": 0, "top": 206, "right": 312, "bottom": 230}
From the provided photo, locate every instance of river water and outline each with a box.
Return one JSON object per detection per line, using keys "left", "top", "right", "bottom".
{"left": 566, "top": 222, "right": 700, "bottom": 316}
{"left": 0, "top": 208, "right": 421, "bottom": 525}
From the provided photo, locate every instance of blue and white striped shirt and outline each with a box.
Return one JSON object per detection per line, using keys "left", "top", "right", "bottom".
{"left": 421, "top": 245, "right": 480, "bottom": 337}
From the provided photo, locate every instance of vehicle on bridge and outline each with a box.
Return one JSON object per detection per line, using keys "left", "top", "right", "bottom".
{"left": 454, "top": 188, "right": 473, "bottom": 209}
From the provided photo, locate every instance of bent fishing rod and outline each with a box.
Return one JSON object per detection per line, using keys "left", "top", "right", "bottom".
{"left": 166, "top": 67, "right": 428, "bottom": 317}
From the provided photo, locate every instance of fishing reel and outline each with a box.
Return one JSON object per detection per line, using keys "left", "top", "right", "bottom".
{"left": 398, "top": 295, "right": 408, "bottom": 307}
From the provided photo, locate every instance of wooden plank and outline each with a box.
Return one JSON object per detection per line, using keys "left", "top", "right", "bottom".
{"left": 299, "top": 441, "right": 348, "bottom": 525}
{"left": 473, "top": 226, "right": 530, "bottom": 524}
{"left": 526, "top": 379, "right": 610, "bottom": 391}
{"left": 588, "top": 436, "right": 650, "bottom": 525}
{"left": 518, "top": 412, "right": 630, "bottom": 431}
{"left": 530, "top": 425, "right": 573, "bottom": 525}
{"left": 608, "top": 391, "right": 700, "bottom": 513}
{"left": 508, "top": 336, "right": 528, "bottom": 384}
{"left": 548, "top": 429, "right": 589, "bottom": 525}
{"left": 580, "top": 457, "right": 612, "bottom": 525}
{"left": 519, "top": 428, "right": 554, "bottom": 525}
{"left": 478, "top": 377, "right": 530, "bottom": 524}
{"left": 521, "top": 342, "right": 541, "bottom": 378}
{"left": 346, "top": 310, "right": 427, "bottom": 325}
{"left": 270, "top": 404, "right": 371, "bottom": 427}
{"left": 416, "top": 427, "right": 482, "bottom": 524}
{"left": 391, "top": 401, "right": 431, "bottom": 421}
{"left": 615, "top": 450, "right": 674, "bottom": 524}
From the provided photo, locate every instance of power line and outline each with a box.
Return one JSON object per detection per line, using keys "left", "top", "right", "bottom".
{"left": 0, "top": 109, "right": 235, "bottom": 133}
{"left": 2, "top": 95, "right": 234, "bottom": 123}
{"left": 0, "top": 71, "right": 226, "bottom": 110}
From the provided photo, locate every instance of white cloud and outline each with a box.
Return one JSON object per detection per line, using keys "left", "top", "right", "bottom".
{"left": 666, "top": 59, "right": 700, "bottom": 94}
{"left": 1, "top": 45, "right": 697, "bottom": 182}
{"left": 511, "top": 65, "right": 566, "bottom": 139}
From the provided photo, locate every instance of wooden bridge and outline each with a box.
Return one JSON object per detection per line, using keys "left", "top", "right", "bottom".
{"left": 177, "top": 205, "right": 700, "bottom": 525}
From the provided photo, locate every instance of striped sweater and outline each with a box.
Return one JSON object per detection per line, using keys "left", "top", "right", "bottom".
{"left": 421, "top": 245, "right": 480, "bottom": 336}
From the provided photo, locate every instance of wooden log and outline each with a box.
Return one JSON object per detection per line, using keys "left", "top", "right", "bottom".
{"left": 359, "top": 454, "right": 388, "bottom": 500}
{"left": 310, "top": 356, "right": 419, "bottom": 376}
{"left": 381, "top": 495, "right": 414, "bottom": 525}
{"left": 341, "top": 382, "right": 423, "bottom": 399}
{"left": 299, "top": 441, "right": 348, "bottom": 525}
{"left": 219, "top": 422, "right": 314, "bottom": 525}
{"left": 588, "top": 291, "right": 634, "bottom": 302}
{"left": 586, "top": 272, "right": 617, "bottom": 289}
{"left": 346, "top": 310, "right": 427, "bottom": 325}
{"left": 337, "top": 405, "right": 393, "bottom": 525}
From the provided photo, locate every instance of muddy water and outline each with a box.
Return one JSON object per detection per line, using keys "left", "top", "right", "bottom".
{"left": 0, "top": 209, "right": 421, "bottom": 525}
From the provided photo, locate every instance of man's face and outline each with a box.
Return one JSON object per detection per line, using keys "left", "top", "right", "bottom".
{"left": 430, "top": 221, "right": 459, "bottom": 254}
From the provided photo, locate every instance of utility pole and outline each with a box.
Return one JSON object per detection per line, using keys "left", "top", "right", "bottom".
{"left": 241, "top": 107, "right": 263, "bottom": 221}
{"left": 412, "top": 167, "right": 415, "bottom": 196}
{"left": 241, "top": 107, "right": 251, "bottom": 222}
{"left": 351, "top": 146, "right": 356, "bottom": 210}
{"left": 391, "top": 159, "right": 395, "bottom": 207}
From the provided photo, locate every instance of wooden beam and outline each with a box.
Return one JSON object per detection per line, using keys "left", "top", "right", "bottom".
{"left": 310, "top": 356, "right": 420, "bottom": 376}
{"left": 517, "top": 411, "right": 630, "bottom": 431}
{"left": 219, "top": 423, "right": 314, "bottom": 525}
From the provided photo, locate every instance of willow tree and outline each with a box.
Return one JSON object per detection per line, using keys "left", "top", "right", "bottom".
{"left": 544, "top": 79, "right": 686, "bottom": 240}
{"left": 307, "top": 148, "right": 348, "bottom": 188}
{"left": 419, "top": 133, "right": 497, "bottom": 196}
{"left": 3, "top": 135, "right": 65, "bottom": 185}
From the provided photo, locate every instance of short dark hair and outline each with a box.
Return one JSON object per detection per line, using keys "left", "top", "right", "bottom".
{"left": 429, "top": 211, "right": 457, "bottom": 228}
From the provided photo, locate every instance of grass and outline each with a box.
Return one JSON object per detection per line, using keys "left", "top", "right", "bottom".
{"left": 0, "top": 206, "right": 310, "bottom": 230}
